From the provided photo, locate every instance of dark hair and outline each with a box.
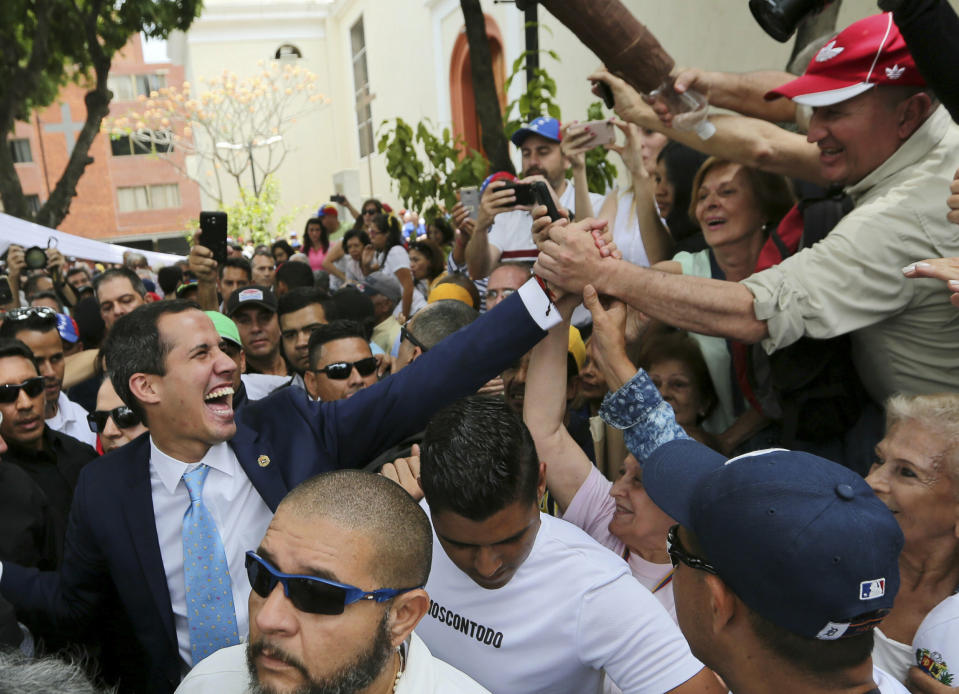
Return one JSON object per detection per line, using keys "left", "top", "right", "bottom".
{"left": 371, "top": 213, "right": 402, "bottom": 254}
{"left": 23, "top": 274, "right": 53, "bottom": 299}
{"left": 93, "top": 267, "right": 146, "bottom": 300}
{"left": 280, "top": 469, "right": 432, "bottom": 587}
{"left": 0, "top": 338, "right": 39, "bottom": 373}
{"left": 0, "top": 308, "right": 58, "bottom": 339}
{"left": 271, "top": 240, "right": 295, "bottom": 261}
{"left": 275, "top": 261, "right": 315, "bottom": 292}
{"left": 66, "top": 266, "right": 92, "bottom": 282}
{"left": 638, "top": 329, "right": 718, "bottom": 424}
{"left": 408, "top": 240, "right": 445, "bottom": 283}
{"left": 657, "top": 141, "right": 709, "bottom": 242}
{"left": 746, "top": 608, "right": 874, "bottom": 677}
{"left": 157, "top": 266, "right": 183, "bottom": 296}
{"left": 330, "top": 287, "right": 375, "bottom": 335}
{"left": 688, "top": 157, "right": 795, "bottom": 229}
{"left": 430, "top": 273, "right": 481, "bottom": 310}
{"left": 428, "top": 216, "right": 454, "bottom": 245}
{"left": 252, "top": 248, "right": 274, "bottom": 261}
{"left": 218, "top": 256, "right": 252, "bottom": 281}
{"left": 102, "top": 301, "right": 200, "bottom": 423}
{"left": 353, "top": 198, "right": 383, "bottom": 229}
{"left": 277, "top": 287, "right": 334, "bottom": 319}
{"left": 302, "top": 217, "right": 330, "bottom": 254}
{"left": 407, "top": 299, "right": 477, "bottom": 350}
{"left": 28, "top": 291, "right": 64, "bottom": 312}
{"left": 307, "top": 320, "right": 369, "bottom": 370}
{"left": 420, "top": 396, "right": 540, "bottom": 520}
{"left": 342, "top": 228, "right": 372, "bottom": 252}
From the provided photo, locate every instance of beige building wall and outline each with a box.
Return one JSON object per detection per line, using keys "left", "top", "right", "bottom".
{"left": 173, "top": 0, "right": 954, "bottom": 236}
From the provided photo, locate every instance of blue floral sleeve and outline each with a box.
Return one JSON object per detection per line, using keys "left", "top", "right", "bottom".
{"left": 599, "top": 368, "right": 690, "bottom": 460}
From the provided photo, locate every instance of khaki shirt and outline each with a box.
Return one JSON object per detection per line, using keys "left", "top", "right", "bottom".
{"left": 742, "top": 106, "right": 959, "bottom": 402}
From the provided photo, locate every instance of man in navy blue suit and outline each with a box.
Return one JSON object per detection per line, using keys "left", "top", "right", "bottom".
{"left": 0, "top": 279, "right": 563, "bottom": 693}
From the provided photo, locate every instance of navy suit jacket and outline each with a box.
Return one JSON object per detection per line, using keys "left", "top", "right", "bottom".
{"left": 0, "top": 291, "right": 548, "bottom": 693}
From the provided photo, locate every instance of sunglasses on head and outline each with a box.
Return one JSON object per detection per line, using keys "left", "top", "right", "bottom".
{"left": 666, "top": 524, "right": 720, "bottom": 575}
{"left": 5, "top": 306, "right": 57, "bottom": 323}
{"left": 245, "top": 551, "right": 420, "bottom": 615}
{"left": 87, "top": 406, "right": 142, "bottom": 433}
{"left": 313, "top": 357, "right": 377, "bottom": 380}
{"left": 0, "top": 376, "right": 45, "bottom": 404}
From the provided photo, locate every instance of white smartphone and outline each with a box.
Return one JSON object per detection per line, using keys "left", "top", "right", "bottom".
{"left": 571, "top": 120, "right": 616, "bottom": 148}
{"left": 459, "top": 187, "right": 480, "bottom": 220}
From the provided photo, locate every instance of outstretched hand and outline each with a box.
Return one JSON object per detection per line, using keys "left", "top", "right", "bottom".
{"left": 903, "top": 257, "right": 959, "bottom": 308}
{"left": 533, "top": 216, "right": 619, "bottom": 296}
{"left": 582, "top": 284, "right": 634, "bottom": 392}
{"left": 380, "top": 444, "right": 423, "bottom": 502}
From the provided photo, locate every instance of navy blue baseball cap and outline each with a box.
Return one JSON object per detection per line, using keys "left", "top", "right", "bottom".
{"left": 645, "top": 440, "right": 903, "bottom": 640}
{"left": 510, "top": 116, "right": 561, "bottom": 147}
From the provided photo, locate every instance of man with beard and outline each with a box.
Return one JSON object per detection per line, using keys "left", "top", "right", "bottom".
{"left": 464, "top": 117, "right": 606, "bottom": 282}
{"left": 174, "top": 470, "right": 489, "bottom": 693}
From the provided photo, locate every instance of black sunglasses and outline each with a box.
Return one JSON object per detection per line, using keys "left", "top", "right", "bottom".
{"left": 313, "top": 356, "right": 377, "bottom": 380}
{"left": 87, "top": 406, "right": 142, "bottom": 433}
{"left": 362, "top": 208, "right": 378, "bottom": 215}
{"left": 0, "top": 376, "right": 45, "bottom": 404}
{"left": 400, "top": 325, "right": 429, "bottom": 353}
{"left": 5, "top": 306, "right": 57, "bottom": 323}
{"left": 245, "top": 551, "right": 420, "bottom": 615}
{"left": 666, "top": 524, "right": 720, "bottom": 575}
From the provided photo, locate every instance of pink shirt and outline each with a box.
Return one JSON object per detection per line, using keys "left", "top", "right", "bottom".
{"left": 307, "top": 246, "right": 327, "bottom": 271}
{"left": 562, "top": 466, "right": 677, "bottom": 621}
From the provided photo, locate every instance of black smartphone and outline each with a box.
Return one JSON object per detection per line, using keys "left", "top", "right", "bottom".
{"left": 199, "top": 211, "right": 228, "bottom": 266}
{"left": 331, "top": 193, "right": 346, "bottom": 204}
{"left": 0, "top": 275, "right": 12, "bottom": 305}
{"left": 531, "top": 181, "right": 563, "bottom": 222}
{"left": 500, "top": 181, "right": 536, "bottom": 206}
{"left": 594, "top": 81, "right": 615, "bottom": 109}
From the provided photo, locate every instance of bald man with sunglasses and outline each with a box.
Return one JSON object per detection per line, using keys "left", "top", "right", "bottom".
{"left": 176, "top": 469, "right": 488, "bottom": 693}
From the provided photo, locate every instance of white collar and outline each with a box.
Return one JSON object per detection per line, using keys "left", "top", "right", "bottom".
{"left": 150, "top": 438, "right": 235, "bottom": 494}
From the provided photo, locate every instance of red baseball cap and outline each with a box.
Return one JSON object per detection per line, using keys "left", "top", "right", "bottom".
{"left": 765, "top": 13, "right": 924, "bottom": 107}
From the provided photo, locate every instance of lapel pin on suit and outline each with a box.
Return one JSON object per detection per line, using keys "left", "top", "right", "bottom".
{"left": 257, "top": 455, "right": 271, "bottom": 468}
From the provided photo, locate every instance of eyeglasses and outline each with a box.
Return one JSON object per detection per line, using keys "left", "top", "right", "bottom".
{"left": 87, "top": 406, "right": 142, "bottom": 433}
{"left": 5, "top": 306, "right": 57, "bottom": 323}
{"left": 313, "top": 357, "right": 377, "bottom": 380}
{"left": 485, "top": 288, "right": 516, "bottom": 302}
{"left": 363, "top": 208, "right": 378, "bottom": 216}
{"left": 245, "top": 551, "right": 421, "bottom": 615}
{"left": 400, "top": 325, "right": 429, "bottom": 353}
{"left": 666, "top": 524, "right": 720, "bottom": 575}
{"left": 0, "top": 376, "right": 45, "bottom": 404}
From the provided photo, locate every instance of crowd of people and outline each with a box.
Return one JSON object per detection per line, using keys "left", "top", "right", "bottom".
{"left": 0, "top": 2, "right": 958, "bottom": 692}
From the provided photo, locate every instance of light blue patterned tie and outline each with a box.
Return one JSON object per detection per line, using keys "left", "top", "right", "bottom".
{"left": 182, "top": 465, "right": 239, "bottom": 664}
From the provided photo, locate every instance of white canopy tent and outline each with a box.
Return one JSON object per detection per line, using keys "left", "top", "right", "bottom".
{"left": 0, "top": 213, "right": 184, "bottom": 267}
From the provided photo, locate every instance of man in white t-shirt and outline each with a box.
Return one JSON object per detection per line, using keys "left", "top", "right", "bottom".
{"left": 414, "top": 395, "right": 722, "bottom": 694}
{"left": 465, "top": 116, "right": 605, "bottom": 281}
{"left": 175, "top": 470, "right": 488, "bottom": 694}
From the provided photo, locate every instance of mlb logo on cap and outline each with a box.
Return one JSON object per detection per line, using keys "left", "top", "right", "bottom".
{"left": 859, "top": 578, "right": 886, "bottom": 600}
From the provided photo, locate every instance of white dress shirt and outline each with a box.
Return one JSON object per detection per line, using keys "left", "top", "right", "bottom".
{"left": 46, "top": 392, "right": 97, "bottom": 447}
{"left": 150, "top": 438, "right": 273, "bottom": 671}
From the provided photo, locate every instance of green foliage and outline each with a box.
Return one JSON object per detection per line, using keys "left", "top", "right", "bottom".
{"left": 219, "top": 176, "right": 298, "bottom": 246}
{"left": 503, "top": 50, "right": 561, "bottom": 140}
{"left": 377, "top": 117, "right": 488, "bottom": 221}
{"left": 503, "top": 48, "right": 617, "bottom": 195}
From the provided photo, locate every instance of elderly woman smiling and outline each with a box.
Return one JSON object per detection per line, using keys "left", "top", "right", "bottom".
{"left": 865, "top": 393, "right": 959, "bottom": 686}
